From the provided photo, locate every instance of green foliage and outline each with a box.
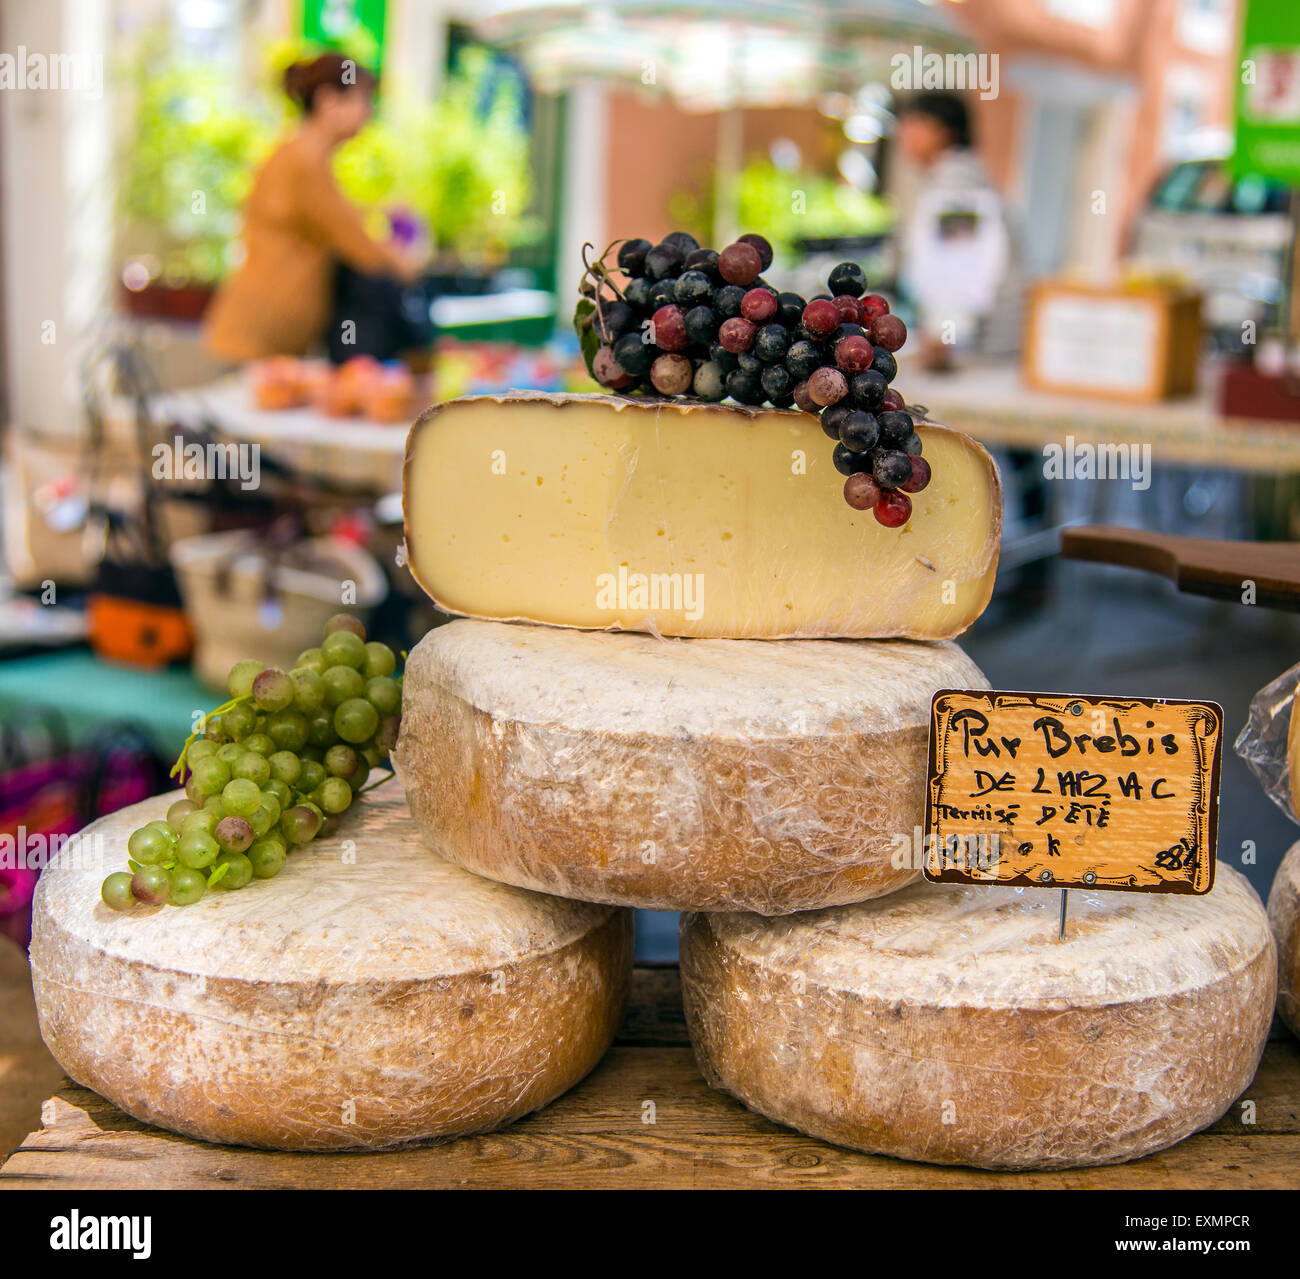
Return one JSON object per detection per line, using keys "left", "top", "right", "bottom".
{"left": 122, "top": 36, "right": 538, "bottom": 284}
{"left": 334, "top": 48, "right": 539, "bottom": 256}
{"left": 119, "top": 34, "right": 270, "bottom": 283}
{"left": 670, "top": 158, "right": 894, "bottom": 261}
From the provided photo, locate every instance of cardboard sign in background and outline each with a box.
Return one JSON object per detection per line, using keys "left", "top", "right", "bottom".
{"left": 924, "top": 691, "right": 1222, "bottom": 894}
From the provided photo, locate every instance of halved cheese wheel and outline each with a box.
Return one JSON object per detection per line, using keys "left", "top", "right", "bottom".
{"left": 30, "top": 789, "right": 632, "bottom": 1150}
{"left": 681, "top": 868, "right": 1274, "bottom": 1169}
{"left": 402, "top": 392, "right": 1002, "bottom": 640}
{"left": 395, "top": 618, "right": 989, "bottom": 914}
{"left": 1268, "top": 839, "right": 1300, "bottom": 1038}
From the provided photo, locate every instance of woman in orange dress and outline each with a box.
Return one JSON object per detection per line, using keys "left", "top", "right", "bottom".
{"left": 204, "top": 55, "right": 423, "bottom": 362}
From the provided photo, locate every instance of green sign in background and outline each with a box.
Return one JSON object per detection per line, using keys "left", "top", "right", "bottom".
{"left": 301, "top": 0, "right": 387, "bottom": 71}
{"left": 1232, "top": 0, "right": 1300, "bottom": 183}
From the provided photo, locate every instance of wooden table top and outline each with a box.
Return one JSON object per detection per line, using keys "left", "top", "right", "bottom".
{"left": 3, "top": 964, "right": 1298, "bottom": 1190}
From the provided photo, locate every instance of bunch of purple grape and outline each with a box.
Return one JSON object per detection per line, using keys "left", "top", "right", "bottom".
{"left": 578, "top": 230, "right": 929, "bottom": 527}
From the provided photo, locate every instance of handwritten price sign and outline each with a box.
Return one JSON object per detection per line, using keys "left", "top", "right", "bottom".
{"left": 923, "top": 691, "right": 1222, "bottom": 895}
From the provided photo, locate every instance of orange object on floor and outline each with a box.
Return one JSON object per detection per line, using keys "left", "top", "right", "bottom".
{"left": 86, "top": 594, "right": 193, "bottom": 668}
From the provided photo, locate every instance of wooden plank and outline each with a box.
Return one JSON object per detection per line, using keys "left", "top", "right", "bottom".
{"left": 3, "top": 964, "right": 1298, "bottom": 1190}
{"left": 1061, "top": 527, "right": 1300, "bottom": 611}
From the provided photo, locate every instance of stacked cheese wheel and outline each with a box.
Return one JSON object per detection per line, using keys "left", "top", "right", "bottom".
{"left": 32, "top": 789, "right": 632, "bottom": 1150}
{"left": 396, "top": 388, "right": 1275, "bottom": 1170}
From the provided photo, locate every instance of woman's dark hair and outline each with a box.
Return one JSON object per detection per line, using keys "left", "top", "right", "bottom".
{"left": 902, "top": 91, "right": 971, "bottom": 148}
{"left": 283, "top": 54, "right": 378, "bottom": 114}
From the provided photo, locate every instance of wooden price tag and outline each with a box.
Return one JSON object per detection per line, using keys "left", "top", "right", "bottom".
{"left": 923, "top": 691, "right": 1222, "bottom": 895}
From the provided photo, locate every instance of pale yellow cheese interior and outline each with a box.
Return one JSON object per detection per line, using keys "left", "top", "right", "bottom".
{"left": 403, "top": 392, "right": 1002, "bottom": 640}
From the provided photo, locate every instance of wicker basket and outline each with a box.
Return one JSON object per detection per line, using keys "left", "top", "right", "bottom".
{"left": 171, "top": 531, "right": 387, "bottom": 691}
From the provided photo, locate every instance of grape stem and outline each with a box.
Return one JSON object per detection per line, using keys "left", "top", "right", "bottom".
{"left": 579, "top": 241, "right": 629, "bottom": 337}
{"left": 354, "top": 766, "right": 398, "bottom": 796}
{"left": 169, "top": 695, "right": 253, "bottom": 782}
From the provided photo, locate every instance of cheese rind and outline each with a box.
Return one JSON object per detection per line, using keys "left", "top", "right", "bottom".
{"left": 402, "top": 391, "right": 1002, "bottom": 640}
{"left": 394, "top": 618, "right": 989, "bottom": 914}
{"left": 30, "top": 790, "right": 633, "bottom": 1150}
{"left": 1267, "top": 839, "right": 1300, "bottom": 1037}
{"left": 681, "top": 868, "right": 1274, "bottom": 1169}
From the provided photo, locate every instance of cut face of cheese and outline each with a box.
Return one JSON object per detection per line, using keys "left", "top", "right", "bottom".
{"left": 403, "top": 392, "right": 1002, "bottom": 640}
{"left": 30, "top": 789, "right": 633, "bottom": 1151}
{"left": 394, "top": 618, "right": 989, "bottom": 914}
{"left": 1268, "top": 839, "right": 1300, "bottom": 1038}
{"left": 681, "top": 868, "right": 1275, "bottom": 1170}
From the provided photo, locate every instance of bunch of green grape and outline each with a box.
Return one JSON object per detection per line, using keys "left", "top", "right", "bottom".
{"left": 100, "top": 613, "right": 402, "bottom": 911}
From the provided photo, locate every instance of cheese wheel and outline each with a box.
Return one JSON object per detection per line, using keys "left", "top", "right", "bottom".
{"left": 395, "top": 619, "right": 988, "bottom": 914}
{"left": 30, "top": 789, "right": 633, "bottom": 1150}
{"left": 1267, "top": 839, "right": 1300, "bottom": 1037}
{"left": 681, "top": 868, "right": 1274, "bottom": 1169}
{"left": 402, "top": 392, "right": 1002, "bottom": 640}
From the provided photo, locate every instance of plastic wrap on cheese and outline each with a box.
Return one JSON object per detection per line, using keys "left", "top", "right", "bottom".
{"left": 29, "top": 788, "right": 633, "bottom": 1151}
{"left": 681, "top": 869, "right": 1275, "bottom": 1170}
{"left": 1234, "top": 659, "right": 1300, "bottom": 823}
{"left": 394, "top": 619, "right": 990, "bottom": 914}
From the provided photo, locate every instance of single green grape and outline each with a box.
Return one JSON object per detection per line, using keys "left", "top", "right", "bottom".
{"left": 374, "top": 715, "right": 401, "bottom": 752}
{"left": 191, "top": 757, "right": 231, "bottom": 797}
{"left": 185, "top": 775, "right": 205, "bottom": 805}
{"left": 365, "top": 676, "right": 401, "bottom": 716}
{"left": 181, "top": 809, "right": 220, "bottom": 838}
{"left": 323, "top": 613, "right": 366, "bottom": 641}
{"left": 232, "top": 752, "right": 271, "bottom": 787}
{"left": 222, "top": 778, "right": 262, "bottom": 817}
{"left": 280, "top": 805, "right": 322, "bottom": 844}
{"left": 290, "top": 668, "right": 326, "bottom": 713}
{"left": 294, "top": 647, "right": 326, "bottom": 674}
{"left": 215, "top": 815, "right": 254, "bottom": 854}
{"left": 253, "top": 667, "right": 295, "bottom": 713}
{"left": 321, "top": 629, "right": 366, "bottom": 670}
{"left": 262, "top": 777, "right": 292, "bottom": 808}
{"left": 268, "top": 750, "right": 302, "bottom": 785}
{"left": 211, "top": 852, "right": 253, "bottom": 891}
{"left": 101, "top": 872, "right": 136, "bottom": 911}
{"left": 298, "top": 758, "right": 327, "bottom": 793}
{"left": 334, "top": 698, "right": 379, "bottom": 745}
{"left": 187, "top": 739, "right": 217, "bottom": 764}
{"left": 130, "top": 864, "right": 171, "bottom": 905}
{"left": 322, "top": 665, "right": 365, "bottom": 709}
{"left": 301, "top": 745, "right": 325, "bottom": 764}
{"left": 247, "top": 837, "right": 287, "bottom": 879}
{"left": 203, "top": 795, "right": 228, "bottom": 817}
{"left": 227, "top": 658, "right": 265, "bottom": 699}
{"left": 362, "top": 641, "right": 396, "bottom": 679}
{"left": 146, "top": 820, "right": 180, "bottom": 852}
{"left": 315, "top": 777, "right": 352, "bottom": 814}
{"left": 242, "top": 733, "right": 276, "bottom": 757}
{"left": 306, "top": 711, "right": 335, "bottom": 750}
{"left": 324, "top": 744, "right": 360, "bottom": 781}
{"left": 169, "top": 866, "right": 207, "bottom": 906}
{"left": 177, "top": 830, "right": 219, "bottom": 869}
{"left": 221, "top": 702, "right": 258, "bottom": 741}
{"left": 249, "top": 795, "right": 281, "bottom": 837}
{"left": 166, "top": 797, "right": 198, "bottom": 829}
{"left": 216, "top": 742, "right": 244, "bottom": 766}
{"left": 349, "top": 763, "right": 371, "bottom": 793}
{"left": 266, "top": 709, "right": 310, "bottom": 752}
{"left": 127, "top": 825, "right": 170, "bottom": 866}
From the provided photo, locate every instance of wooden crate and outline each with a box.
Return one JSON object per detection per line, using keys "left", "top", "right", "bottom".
{"left": 1023, "top": 280, "right": 1202, "bottom": 403}
{"left": 3, "top": 964, "right": 1298, "bottom": 1190}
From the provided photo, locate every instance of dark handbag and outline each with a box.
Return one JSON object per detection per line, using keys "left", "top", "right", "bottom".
{"left": 327, "top": 263, "right": 436, "bottom": 364}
